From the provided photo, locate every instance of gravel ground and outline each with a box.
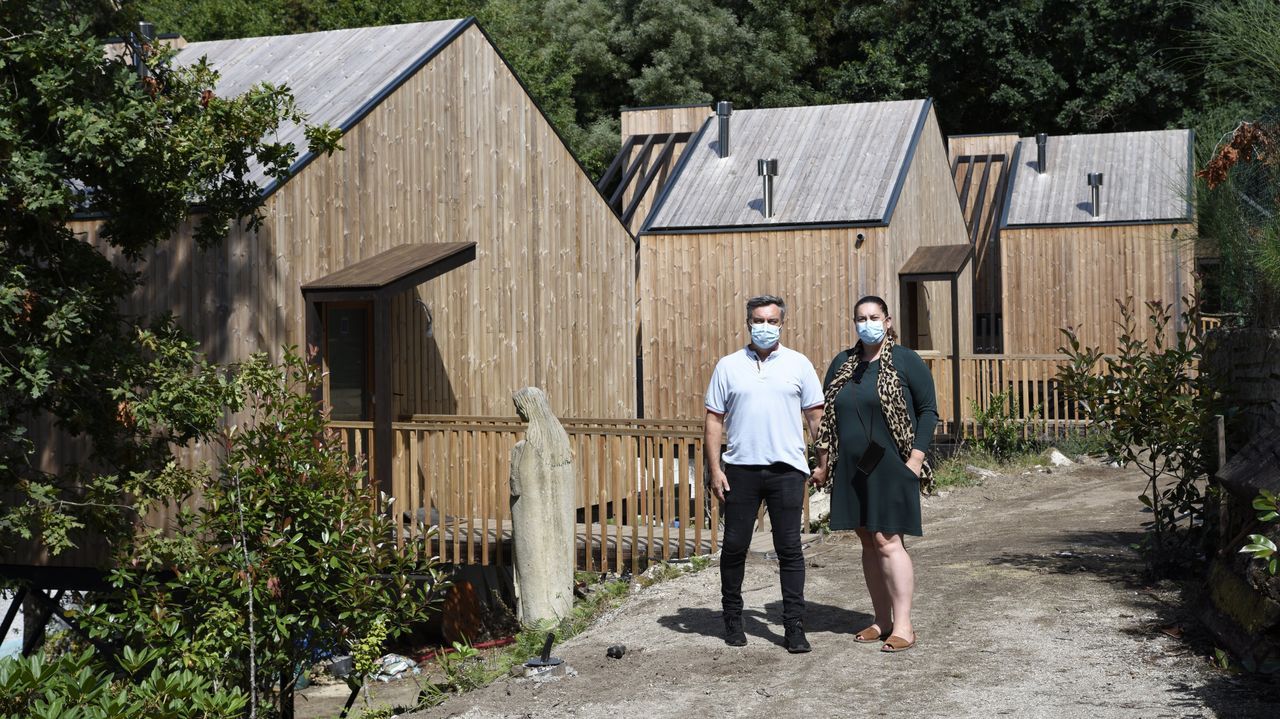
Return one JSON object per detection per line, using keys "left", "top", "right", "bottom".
{"left": 400, "top": 460, "right": 1277, "bottom": 719}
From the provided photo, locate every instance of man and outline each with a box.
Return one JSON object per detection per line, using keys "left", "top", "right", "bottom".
{"left": 705, "top": 295, "right": 824, "bottom": 653}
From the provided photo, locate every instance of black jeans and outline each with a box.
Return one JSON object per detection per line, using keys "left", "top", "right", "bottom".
{"left": 720, "top": 462, "right": 806, "bottom": 624}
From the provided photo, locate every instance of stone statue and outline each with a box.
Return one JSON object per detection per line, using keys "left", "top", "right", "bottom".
{"left": 509, "top": 387, "right": 575, "bottom": 625}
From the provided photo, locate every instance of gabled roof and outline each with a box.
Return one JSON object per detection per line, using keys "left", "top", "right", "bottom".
{"left": 174, "top": 19, "right": 470, "bottom": 194}
{"left": 1001, "top": 129, "right": 1194, "bottom": 228}
{"left": 642, "top": 99, "right": 931, "bottom": 233}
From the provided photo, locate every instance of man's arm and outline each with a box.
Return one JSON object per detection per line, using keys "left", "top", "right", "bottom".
{"left": 803, "top": 404, "right": 829, "bottom": 486}
{"left": 705, "top": 410, "right": 729, "bottom": 501}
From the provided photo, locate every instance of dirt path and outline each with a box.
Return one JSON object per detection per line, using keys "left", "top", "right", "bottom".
{"left": 407, "top": 461, "right": 1276, "bottom": 719}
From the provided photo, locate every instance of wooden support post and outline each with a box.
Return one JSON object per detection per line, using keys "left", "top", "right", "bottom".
{"left": 304, "top": 299, "right": 325, "bottom": 410}
{"left": 373, "top": 294, "right": 393, "bottom": 503}
{"left": 951, "top": 278, "right": 962, "bottom": 438}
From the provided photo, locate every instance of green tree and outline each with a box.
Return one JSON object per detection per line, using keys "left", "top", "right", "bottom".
{"left": 1057, "top": 299, "right": 1217, "bottom": 567}
{"left": 812, "top": 0, "right": 1198, "bottom": 136}
{"left": 85, "top": 351, "right": 447, "bottom": 718}
{"left": 1187, "top": 0, "right": 1280, "bottom": 324}
{"left": 0, "top": 0, "right": 339, "bottom": 554}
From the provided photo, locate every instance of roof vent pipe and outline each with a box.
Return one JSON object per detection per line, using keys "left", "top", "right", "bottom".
{"left": 131, "top": 21, "right": 156, "bottom": 81}
{"left": 1035, "top": 133, "right": 1047, "bottom": 174}
{"left": 716, "top": 101, "right": 733, "bottom": 158}
{"left": 757, "top": 158, "right": 778, "bottom": 218}
{"left": 1087, "top": 171, "right": 1104, "bottom": 218}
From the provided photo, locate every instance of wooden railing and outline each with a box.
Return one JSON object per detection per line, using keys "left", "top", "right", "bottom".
{"left": 918, "top": 353, "right": 1092, "bottom": 438}
{"left": 329, "top": 354, "right": 1114, "bottom": 571}
{"left": 330, "top": 417, "right": 748, "bottom": 575}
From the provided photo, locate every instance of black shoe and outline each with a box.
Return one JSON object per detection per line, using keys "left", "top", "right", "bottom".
{"left": 784, "top": 621, "right": 811, "bottom": 653}
{"left": 724, "top": 614, "right": 747, "bottom": 647}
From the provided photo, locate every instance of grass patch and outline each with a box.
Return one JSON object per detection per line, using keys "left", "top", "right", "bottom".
{"left": 1051, "top": 426, "right": 1113, "bottom": 458}
{"left": 931, "top": 445, "right": 1054, "bottom": 490}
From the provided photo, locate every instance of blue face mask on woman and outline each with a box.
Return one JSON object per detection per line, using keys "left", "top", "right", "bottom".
{"left": 750, "top": 323, "right": 781, "bottom": 350}
{"left": 856, "top": 319, "right": 886, "bottom": 345}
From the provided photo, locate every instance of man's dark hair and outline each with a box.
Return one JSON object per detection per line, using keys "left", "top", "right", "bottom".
{"left": 745, "top": 294, "right": 787, "bottom": 323}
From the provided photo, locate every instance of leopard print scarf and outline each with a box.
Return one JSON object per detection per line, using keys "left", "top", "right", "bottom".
{"left": 814, "top": 336, "right": 934, "bottom": 493}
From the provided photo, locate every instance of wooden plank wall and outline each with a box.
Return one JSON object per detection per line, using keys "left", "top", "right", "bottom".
{"left": 78, "top": 24, "right": 635, "bottom": 421}
{"left": 1001, "top": 222, "right": 1196, "bottom": 354}
{"left": 948, "top": 133, "right": 1019, "bottom": 352}
{"left": 637, "top": 109, "right": 974, "bottom": 419}
{"left": 33, "top": 26, "right": 638, "bottom": 569}
{"left": 639, "top": 226, "right": 877, "bottom": 419}
{"left": 876, "top": 107, "right": 974, "bottom": 356}
{"left": 947, "top": 133, "right": 1020, "bottom": 159}
{"left": 618, "top": 106, "right": 710, "bottom": 234}
{"left": 620, "top": 105, "right": 711, "bottom": 136}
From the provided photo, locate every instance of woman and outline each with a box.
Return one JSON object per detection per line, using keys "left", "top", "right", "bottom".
{"left": 811, "top": 295, "right": 938, "bottom": 653}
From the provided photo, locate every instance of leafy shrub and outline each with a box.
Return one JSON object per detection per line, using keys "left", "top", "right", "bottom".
{"left": 0, "top": 646, "right": 246, "bottom": 719}
{"left": 1240, "top": 490, "right": 1279, "bottom": 575}
{"left": 1058, "top": 298, "right": 1217, "bottom": 566}
{"left": 84, "top": 350, "right": 448, "bottom": 718}
{"left": 970, "top": 389, "right": 1039, "bottom": 462}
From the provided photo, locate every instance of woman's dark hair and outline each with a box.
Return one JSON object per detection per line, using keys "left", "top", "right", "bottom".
{"left": 854, "top": 295, "right": 898, "bottom": 341}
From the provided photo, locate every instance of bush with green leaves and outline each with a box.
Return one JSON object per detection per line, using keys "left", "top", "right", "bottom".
{"left": 1240, "top": 490, "right": 1279, "bottom": 575}
{"left": 1058, "top": 298, "right": 1217, "bottom": 565}
{"left": 0, "top": 646, "right": 246, "bottom": 719}
{"left": 83, "top": 350, "right": 447, "bottom": 719}
{"left": 0, "top": 0, "right": 341, "bottom": 557}
{"left": 970, "top": 389, "right": 1039, "bottom": 463}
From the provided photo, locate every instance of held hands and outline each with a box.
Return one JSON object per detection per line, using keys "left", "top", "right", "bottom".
{"left": 709, "top": 468, "right": 730, "bottom": 501}
{"left": 809, "top": 466, "right": 829, "bottom": 488}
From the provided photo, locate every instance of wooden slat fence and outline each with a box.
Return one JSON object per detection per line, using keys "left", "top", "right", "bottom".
{"left": 919, "top": 353, "right": 1099, "bottom": 438}
{"left": 330, "top": 417, "right": 755, "bottom": 575}
{"left": 328, "top": 354, "right": 1122, "bottom": 572}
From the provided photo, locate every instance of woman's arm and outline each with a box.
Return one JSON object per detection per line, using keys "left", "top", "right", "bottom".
{"left": 897, "top": 347, "right": 938, "bottom": 451}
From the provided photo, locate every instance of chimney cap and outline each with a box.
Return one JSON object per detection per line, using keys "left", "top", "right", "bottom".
{"left": 137, "top": 21, "right": 156, "bottom": 42}
{"left": 757, "top": 158, "right": 778, "bottom": 176}
{"left": 1087, "top": 171, "right": 1104, "bottom": 186}
{"left": 1035, "top": 132, "right": 1047, "bottom": 144}
{"left": 715, "top": 100, "right": 733, "bottom": 116}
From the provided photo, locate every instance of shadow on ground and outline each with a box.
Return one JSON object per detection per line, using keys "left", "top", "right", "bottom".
{"left": 992, "top": 529, "right": 1280, "bottom": 718}
{"left": 657, "top": 600, "right": 872, "bottom": 648}
{"left": 987, "top": 529, "right": 1147, "bottom": 584}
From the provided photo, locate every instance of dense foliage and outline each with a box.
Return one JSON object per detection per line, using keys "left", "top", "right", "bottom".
{"left": 0, "top": 647, "right": 247, "bottom": 719}
{"left": 138, "top": 0, "right": 1202, "bottom": 178}
{"left": 1192, "top": 0, "right": 1280, "bottom": 324}
{"left": 82, "top": 352, "right": 448, "bottom": 718}
{"left": 1058, "top": 299, "right": 1218, "bottom": 567}
{"left": 0, "top": 0, "right": 339, "bottom": 555}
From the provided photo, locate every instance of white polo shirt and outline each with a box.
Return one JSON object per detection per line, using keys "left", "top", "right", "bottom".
{"left": 704, "top": 344, "right": 824, "bottom": 474}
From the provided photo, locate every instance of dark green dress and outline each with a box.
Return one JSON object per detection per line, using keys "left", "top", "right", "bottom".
{"left": 825, "top": 345, "right": 938, "bottom": 536}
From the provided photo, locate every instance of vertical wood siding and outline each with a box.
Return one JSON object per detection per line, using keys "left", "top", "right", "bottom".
{"left": 637, "top": 110, "right": 973, "bottom": 419}
{"left": 1001, "top": 223, "right": 1196, "bottom": 354}
{"left": 77, "top": 24, "right": 635, "bottom": 421}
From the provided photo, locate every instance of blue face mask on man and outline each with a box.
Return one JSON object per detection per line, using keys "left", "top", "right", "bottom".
{"left": 856, "top": 319, "right": 886, "bottom": 345}
{"left": 750, "top": 323, "right": 781, "bottom": 350}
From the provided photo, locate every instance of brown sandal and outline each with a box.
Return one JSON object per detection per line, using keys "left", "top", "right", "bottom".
{"left": 880, "top": 633, "right": 917, "bottom": 653}
{"left": 853, "top": 625, "right": 888, "bottom": 643}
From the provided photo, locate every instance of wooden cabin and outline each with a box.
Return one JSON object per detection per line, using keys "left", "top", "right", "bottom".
{"left": 629, "top": 100, "right": 974, "bottom": 420}
{"left": 18, "top": 19, "right": 636, "bottom": 575}
{"left": 997, "top": 130, "right": 1196, "bottom": 355}
{"left": 73, "top": 18, "right": 635, "bottom": 418}
{"left": 948, "top": 133, "right": 1020, "bottom": 352}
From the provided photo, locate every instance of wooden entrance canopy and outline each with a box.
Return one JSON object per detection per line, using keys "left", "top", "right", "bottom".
{"left": 302, "top": 242, "right": 477, "bottom": 495}
{"left": 898, "top": 244, "right": 973, "bottom": 438}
